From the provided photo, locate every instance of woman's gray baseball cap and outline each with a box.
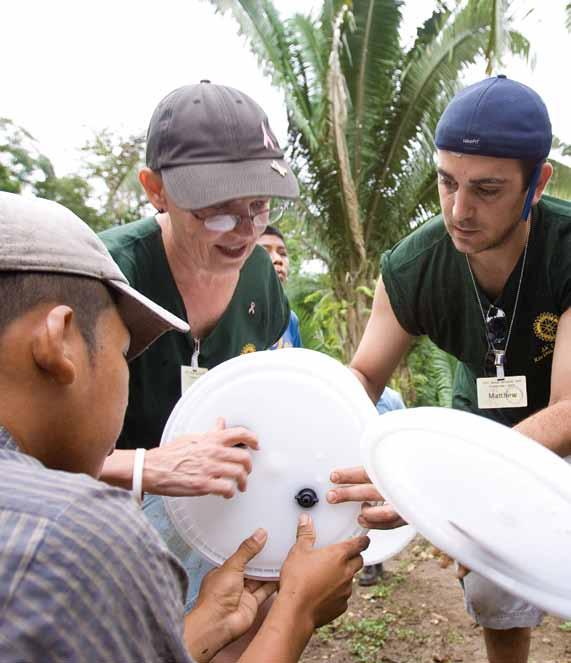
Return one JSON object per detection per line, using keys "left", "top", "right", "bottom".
{"left": 0, "top": 192, "right": 189, "bottom": 360}
{"left": 145, "top": 81, "right": 299, "bottom": 209}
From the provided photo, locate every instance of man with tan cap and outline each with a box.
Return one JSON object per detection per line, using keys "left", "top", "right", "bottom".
{"left": 0, "top": 192, "right": 369, "bottom": 662}
{"left": 99, "top": 82, "right": 300, "bottom": 631}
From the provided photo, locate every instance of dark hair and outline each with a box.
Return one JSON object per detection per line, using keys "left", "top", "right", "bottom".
{"left": 520, "top": 159, "right": 543, "bottom": 190}
{"left": 0, "top": 272, "right": 114, "bottom": 356}
{"left": 261, "top": 225, "right": 285, "bottom": 243}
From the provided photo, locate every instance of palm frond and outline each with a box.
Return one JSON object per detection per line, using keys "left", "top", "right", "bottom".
{"left": 345, "top": 0, "right": 403, "bottom": 183}
{"left": 209, "top": 0, "right": 319, "bottom": 150}
{"left": 366, "top": 0, "right": 529, "bottom": 230}
{"left": 483, "top": 0, "right": 506, "bottom": 75}
{"left": 327, "top": 4, "right": 366, "bottom": 262}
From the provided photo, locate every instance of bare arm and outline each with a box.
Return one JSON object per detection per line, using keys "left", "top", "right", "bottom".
{"left": 350, "top": 275, "right": 413, "bottom": 402}
{"left": 328, "top": 276, "right": 413, "bottom": 530}
{"left": 515, "top": 307, "right": 571, "bottom": 457}
{"left": 100, "top": 419, "right": 259, "bottom": 498}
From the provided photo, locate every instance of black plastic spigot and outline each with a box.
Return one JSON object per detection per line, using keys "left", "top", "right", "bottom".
{"left": 295, "top": 488, "right": 319, "bottom": 509}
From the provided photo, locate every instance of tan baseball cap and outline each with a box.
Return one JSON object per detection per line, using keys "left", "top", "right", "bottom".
{"left": 0, "top": 192, "right": 189, "bottom": 360}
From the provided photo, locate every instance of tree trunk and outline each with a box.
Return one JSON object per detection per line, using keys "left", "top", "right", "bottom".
{"left": 331, "top": 268, "right": 376, "bottom": 363}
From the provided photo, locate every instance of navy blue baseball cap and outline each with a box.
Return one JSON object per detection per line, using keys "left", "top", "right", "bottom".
{"left": 435, "top": 75, "right": 552, "bottom": 219}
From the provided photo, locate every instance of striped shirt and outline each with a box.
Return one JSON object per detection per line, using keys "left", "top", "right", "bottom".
{"left": 0, "top": 426, "right": 194, "bottom": 662}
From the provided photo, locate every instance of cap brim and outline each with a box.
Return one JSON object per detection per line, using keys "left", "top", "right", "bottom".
{"left": 162, "top": 158, "right": 299, "bottom": 209}
{"left": 107, "top": 279, "right": 189, "bottom": 361}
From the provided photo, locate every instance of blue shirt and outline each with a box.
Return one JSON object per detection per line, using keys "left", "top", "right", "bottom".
{"left": 376, "top": 386, "right": 406, "bottom": 415}
{"left": 271, "top": 310, "right": 302, "bottom": 349}
{"left": 0, "top": 426, "right": 193, "bottom": 663}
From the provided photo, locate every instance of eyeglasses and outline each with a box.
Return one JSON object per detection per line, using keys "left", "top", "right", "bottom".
{"left": 192, "top": 201, "right": 287, "bottom": 233}
{"left": 485, "top": 305, "right": 507, "bottom": 346}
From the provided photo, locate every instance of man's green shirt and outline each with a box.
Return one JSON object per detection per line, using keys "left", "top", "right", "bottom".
{"left": 381, "top": 196, "right": 571, "bottom": 427}
{"left": 100, "top": 217, "right": 289, "bottom": 449}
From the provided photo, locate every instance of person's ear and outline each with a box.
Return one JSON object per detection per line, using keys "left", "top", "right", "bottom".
{"left": 139, "top": 168, "right": 168, "bottom": 212}
{"left": 532, "top": 161, "right": 553, "bottom": 205}
{"left": 31, "top": 305, "right": 78, "bottom": 385}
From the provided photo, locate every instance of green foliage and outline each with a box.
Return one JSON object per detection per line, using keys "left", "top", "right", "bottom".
{"left": 0, "top": 118, "right": 105, "bottom": 229}
{"left": 367, "top": 571, "right": 406, "bottom": 600}
{"left": 558, "top": 620, "right": 571, "bottom": 632}
{"left": 210, "top": 0, "right": 534, "bottom": 358}
{"left": 0, "top": 118, "right": 53, "bottom": 193}
{"left": 300, "top": 286, "right": 347, "bottom": 360}
{"left": 34, "top": 174, "right": 103, "bottom": 230}
{"left": 0, "top": 119, "right": 148, "bottom": 230}
{"left": 316, "top": 614, "right": 393, "bottom": 661}
{"left": 81, "top": 129, "right": 148, "bottom": 225}
{"left": 547, "top": 137, "right": 571, "bottom": 202}
{"left": 344, "top": 616, "right": 392, "bottom": 661}
{"left": 403, "top": 336, "right": 459, "bottom": 407}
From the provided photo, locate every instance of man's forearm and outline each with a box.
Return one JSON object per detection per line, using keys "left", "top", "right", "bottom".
{"left": 350, "top": 366, "right": 384, "bottom": 404}
{"left": 238, "top": 594, "right": 314, "bottom": 663}
{"left": 514, "top": 399, "right": 571, "bottom": 457}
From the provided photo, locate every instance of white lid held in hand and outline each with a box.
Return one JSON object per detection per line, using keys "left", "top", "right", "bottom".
{"left": 361, "top": 407, "right": 571, "bottom": 619}
{"left": 161, "top": 349, "right": 385, "bottom": 579}
{"left": 363, "top": 526, "right": 416, "bottom": 566}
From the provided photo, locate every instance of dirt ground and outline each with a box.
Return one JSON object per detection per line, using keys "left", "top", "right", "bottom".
{"left": 301, "top": 536, "right": 571, "bottom": 663}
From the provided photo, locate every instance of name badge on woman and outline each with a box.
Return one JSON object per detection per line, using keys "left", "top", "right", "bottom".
{"left": 181, "top": 366, "right": 208, "bottom": 395}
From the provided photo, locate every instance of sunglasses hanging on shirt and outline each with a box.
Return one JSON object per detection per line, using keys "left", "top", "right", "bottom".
{"left": 484, "top": 305, "right": 508, "bottom": 378}
{"left": 465, "top": 223, "right": 531, "bottom": 408}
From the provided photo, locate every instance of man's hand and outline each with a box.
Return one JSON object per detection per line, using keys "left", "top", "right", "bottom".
{"left": 326, "top": 465, "right": 407, "bottom": 530}
{"left": 185, "top": 529, "right": 276, "bottom": 662}
{"left": 145, "top": 418, "right": 258, "bottom": 497}
{"left": 278, "top": 514, "right": 370, "bottom": 628}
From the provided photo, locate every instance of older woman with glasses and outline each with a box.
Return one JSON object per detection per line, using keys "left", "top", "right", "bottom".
{"left": 98, "top": 83, "right": 299, "bottom": 651}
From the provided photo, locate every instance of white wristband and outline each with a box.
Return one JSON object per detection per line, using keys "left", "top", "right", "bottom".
{"left": 132, "top": 448, "right": 145, "bottom": 505}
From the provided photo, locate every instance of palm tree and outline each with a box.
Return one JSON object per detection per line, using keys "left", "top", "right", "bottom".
{"left": 208, "top": 0, "right": 542, "bottom": 360}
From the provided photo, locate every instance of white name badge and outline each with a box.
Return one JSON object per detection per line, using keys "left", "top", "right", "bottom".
{"left": 477, "top": 376, "right": 527, "bottom": 409}
{"left": 181, "top": 366, "right": 208, "bottom": 395}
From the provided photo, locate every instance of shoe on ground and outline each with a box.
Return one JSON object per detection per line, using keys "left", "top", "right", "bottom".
{"left": 358, "top": 563, "right": 384, "bottom": 587}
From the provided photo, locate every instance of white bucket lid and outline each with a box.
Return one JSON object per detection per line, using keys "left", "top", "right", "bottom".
{"left": 363, "top": 526, "right": 416, "bottom": 566}
{"left": 161, "top": 348, "right": 396, "bottom": 579}
{"left": 361, "top": 407, "right": 571, "bottom": 618}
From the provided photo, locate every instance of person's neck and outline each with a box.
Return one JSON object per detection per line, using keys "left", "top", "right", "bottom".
{"left": 157, "top": 214, "right": 240, "bottom": 339}
{"left": 0, "top": 390, "right": 89, "bottom": 475}
{"left": 0, "top": 405, "right": 49, "bottom": 464}
{"left": 466, "top": 221, "right": 530, "bottom": 301}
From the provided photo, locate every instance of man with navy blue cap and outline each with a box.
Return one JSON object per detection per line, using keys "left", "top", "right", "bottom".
{"left": 328, "top": 76, "right": 571, "bottom": 663}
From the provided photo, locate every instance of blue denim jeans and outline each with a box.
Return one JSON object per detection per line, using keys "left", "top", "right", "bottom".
{"left": 143, "top": 493, "right": 216, "bottom": 614}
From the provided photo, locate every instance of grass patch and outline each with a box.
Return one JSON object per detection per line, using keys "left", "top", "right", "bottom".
{"left": 366, "top": 572, "right": 406, "bottom": 600}
{"left": 393, "top": 626, "right": 419, "bottom": 641}
{"left": 344, "top": 617, "right": 392, "bottom": 662}
{"left": 446, "top": 629, "right": 465, "bottom": 644}
{"left": 558, "top": 621, "right": 571, "bottom": 632}
{"left": 315, "top": 621, "right": 338, "bottom": 643}
{"left": 317, "top": 614, "right": 394, "bottom": 661}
